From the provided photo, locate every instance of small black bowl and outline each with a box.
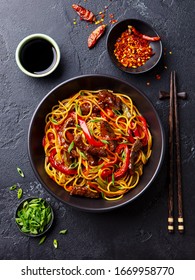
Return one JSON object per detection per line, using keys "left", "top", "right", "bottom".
{"left": 15, "top": 197, "right": 54, "bottom": 237}
{"left": 107, "top": 19, "right": 162, "bottom": 74}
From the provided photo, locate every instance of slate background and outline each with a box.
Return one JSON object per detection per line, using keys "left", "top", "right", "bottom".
{"left": 0, "top": 0, "right": 194, "bottom": 260}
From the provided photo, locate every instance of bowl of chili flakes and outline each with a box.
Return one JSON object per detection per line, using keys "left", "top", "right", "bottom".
{"left": 107, "top": 19, "right": 162, "bottom": 74}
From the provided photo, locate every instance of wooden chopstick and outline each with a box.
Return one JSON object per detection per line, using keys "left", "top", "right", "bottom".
{"left": 168, "top": 71, "right": 174, "bottom": 233}
{"left": 173, "top": 71, "right": 184, "bottom": 233}
{"left": 167, "top": 71, "right": 184, "bottom": 233}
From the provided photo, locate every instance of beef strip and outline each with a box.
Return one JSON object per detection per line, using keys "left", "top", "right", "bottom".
{"left": 86, "top": 146, "right": 107, "bottom": 157}
{"left": 80, "top": 102, "right": 100, "bottom": 115}
{"left": 63, "top": 116, "right": 75, "bottom": 128}
{"left": 129, "top": 139, "right": 143, "bottom": 171}
{"left": 74, "top": 134, "right": 86, "bottom": 151}
{"left": 98, "top": 90, "right": 122, "bottom": 110}
{"left": 100, "top": 120, "right": 117, "bottom": 151}
{"left": 70, "top": 186, "right": 100, "bottom": 198}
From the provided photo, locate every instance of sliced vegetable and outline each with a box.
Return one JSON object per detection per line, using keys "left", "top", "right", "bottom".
{"left": 137, "top": 115, "right": 149, "bottom": 146}
{"left": 17, "top": 167, "right": 25, "bottom": 178}
{"left": 49, "top": 149, "right": 77, "bottom": 175}
{"left": 59, "top": 229, "right": 68, "bottom": 235}
{"left": 68, "top": 141, "right": 75, "bottom": 153}
{"left": 9, "top": 184, "right": 17, "bottom": 191}
{"left": 39, "top": 235, "right": 47, "bottom": 245}
{"left": 114, "top": 144, "right": 130, "bottom": 179}
{"left": 15, "top": 198, "right": 53, "bottom": 235}
{"left": 17, "top": 188, "right": 23, "bottom": 199}
{"left": 53, "top": 239, "right": 58, "bottom": 249}
{"left": 78, "top": 117, "right": 104, "bottom": 147}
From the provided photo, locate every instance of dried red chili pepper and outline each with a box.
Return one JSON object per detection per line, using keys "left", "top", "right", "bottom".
{"left": 88, "top": 24, "right": 106, "bottom": 48}
{"left": 129, "top": 25, "right": 160, "bottom": 41}
{"left": 72, "top": 4, "right": 96, "bottom": 22}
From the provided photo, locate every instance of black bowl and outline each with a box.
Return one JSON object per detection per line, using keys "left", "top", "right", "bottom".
{"left": 28, "top": 74, "right": 165, "bottom": 212}
{"left": 15, "top": 197, "right": 54, "bottom": 237}
{"left": 107, "top": 19, "right": 162, "bottom": 74}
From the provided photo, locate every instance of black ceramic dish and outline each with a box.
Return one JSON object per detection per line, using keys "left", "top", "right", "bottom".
{"left": 15, "top": 197, "right": 54, "bottom": 237}
{"left": 107, "top": 19, "right": 162, "bottom": 74}
{"left": 28, "top": 75, "right": 165, "bottom": 212}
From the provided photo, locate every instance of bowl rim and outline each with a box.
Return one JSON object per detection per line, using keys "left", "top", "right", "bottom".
{"left": 106, "top": 18, "right": 163, "bottom": 74}
{"left": 28, "top": 74, "right": 165, "bottom": 212}
{"left": 15, "top": 196, "right": 54, "bottom": 237}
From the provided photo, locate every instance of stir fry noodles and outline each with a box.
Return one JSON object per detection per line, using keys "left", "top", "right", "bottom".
{"left": 42, "top": 89, "right": 152, "bottom": 200}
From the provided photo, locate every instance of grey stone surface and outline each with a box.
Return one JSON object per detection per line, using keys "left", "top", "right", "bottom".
{"left": 0, "top": 0, "right": 194, "bottom": 260}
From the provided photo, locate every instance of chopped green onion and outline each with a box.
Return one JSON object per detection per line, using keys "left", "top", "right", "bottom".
{"left": 15, "top": 198, "right": 53, "bottom": 235}
{"left": 79, "top": 90, "right": 85, "bottom": 96}
{"left": 68, "top": 141, "right": 74, "bottom": 153}
{"left": 78, "top": 150, "right": 87, "bottom": 160}
{"left": 69, "top": 162, "right": 78, "bottom": 169}
{"left": 89, "top": 118, "right": 101, "bottom": 123}
{"left": 17, "top": 167, "right": 25, "bottom": 178}
{"left": 59, "top": 229, "right": 68, "bottom": 235}
{"left": 112, "top": 173, "right": 115, "bottom": 186}
{"left": 17, "top": 188, "right": 23, "bottom": 199}
{"left": 50, "top": 117, "right": 58, "bottom": 124}
{"left": 39, "top": 235, "right": 47, "bottom": 245}
{"left": 53, "top": 239, "right": 58, "bottom": 249}
{"left": 9, "top": 184, "right": 17, "bottom": 191}
{"left": 75, "top": 124, "right": 81, "bottom": 129}
{"left": 101, "top": 139, "right": 109, "bottom": 144}
{"left": 113, "top": 109, "right": 122, "bottom": 115}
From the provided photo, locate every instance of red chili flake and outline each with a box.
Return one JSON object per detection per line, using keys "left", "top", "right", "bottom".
{"left": 110, "top": 19, "right": 118, "bottom": 24}
{"left": 109, "top": 13, "right": 114, "bottom": 18}
{"left": 114, "top": 26, "right": 154, "bottom": 68}
{"left": 156, "top": 74, "right": 161, "bottom": 80}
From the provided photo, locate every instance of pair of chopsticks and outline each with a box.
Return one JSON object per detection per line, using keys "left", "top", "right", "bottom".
{"left": 167, "top": 71, "right": 184, "bottom": 234}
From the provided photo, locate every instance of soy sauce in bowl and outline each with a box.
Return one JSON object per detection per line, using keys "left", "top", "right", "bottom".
{"left": 15, "top": 34, "right": 60, "bottom": 78}
{"left": 20, "top": 39, "right": 57, "bottom": 75}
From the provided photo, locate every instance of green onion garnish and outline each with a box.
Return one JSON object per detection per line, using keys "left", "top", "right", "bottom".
{"left": 15, "top": 198, "right": 52, "bottom": 235}
{"left": 17, "top": 188, "right": 23, "bottom": 199}
{"left": 9, "top": 184, "right": 17, "bottom": 191}
{"left": 101, "top": 139, "right": 109, "bottom": 144}
{"left": 59, "top": 229, "right": 68, "bottom": 235}
{"left": 53, "top": 239, "right": 58, "bottom": 249}
{"left": 39, "top": 235, "right": 47, "bottom": 245}
{"left": 68, "top": 141, "right": 74, "bottom": 153}
{"left": 17, "top": 167, "right": 24, "bottom": 177}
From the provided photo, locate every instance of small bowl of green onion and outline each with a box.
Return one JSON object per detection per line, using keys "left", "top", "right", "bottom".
{"left": 15, "top": 197, "right": 54, "bottom": 237}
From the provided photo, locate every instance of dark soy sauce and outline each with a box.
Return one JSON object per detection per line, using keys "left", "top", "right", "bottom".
{"left": 19, "top": 39, "right": 57, "bottom": 74}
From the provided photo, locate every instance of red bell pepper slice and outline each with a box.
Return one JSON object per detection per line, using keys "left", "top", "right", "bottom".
{"left": 101, "top": 153, "right": 118, "bottom": 179}
{"left": 49, "top": 149, "right": 77, "bottom": 175}
{"left": 128, "top": 128, "right": 135, "bottom": 143}
{"left": 78, "top": 117, "right": 104, "bottom": 147}
{"left": 114, "top": 144, "right": 130, "bottom": 179}
{"left": 137, "top": 116, "right": 149, "bottom": 146}
{"left": 65, "top": 131, "right": 74, "bottom": 142}
{"left": 101, "top": 144, "right": 130, "bottom": 180}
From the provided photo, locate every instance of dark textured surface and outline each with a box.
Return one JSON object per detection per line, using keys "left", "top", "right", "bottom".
{"left": 0, "top": 0, "right": 194, "bottom": 260}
